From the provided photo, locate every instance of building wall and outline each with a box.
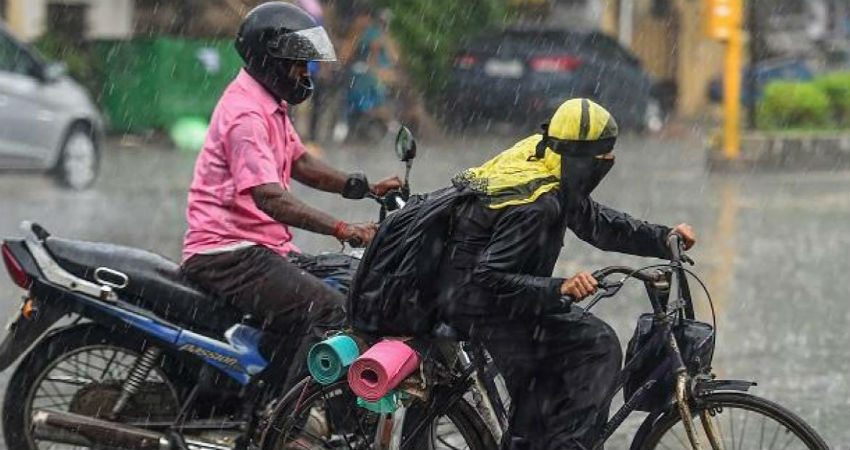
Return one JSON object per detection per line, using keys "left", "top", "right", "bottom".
{"left": 672, "top": 0, "right": 722, "bottom": 116}
{"left": 597, "top": 0, "right": 724, "bottom": 117}
{"left": 4, "top": 0, "right": 132, "bottom": 41}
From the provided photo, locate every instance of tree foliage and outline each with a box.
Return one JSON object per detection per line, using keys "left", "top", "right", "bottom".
{"left": 378, "top": 0, "right": 505, "bottom": 106}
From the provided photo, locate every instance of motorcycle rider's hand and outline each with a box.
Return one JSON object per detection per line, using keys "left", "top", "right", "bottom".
{"left": 560, "top": 271, "right": 598, "bottom": 300}
{"left": 342, "top": 222, "right": 378, "bottom": 247}
{"left": 671, "top": 223, "right": 697, "bottom": 250}
{"left": 370, "top": 176, "right": 402, "bottom": 196}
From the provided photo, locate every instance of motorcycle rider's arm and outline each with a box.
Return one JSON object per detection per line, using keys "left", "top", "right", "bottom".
{"left": 251, "top": 183, "right": 376, "bottom": 243}
{"left": 565, "top": 196, "right": 672, "bottom": 258}
{"left": 471, "top": 200, "right": 565, "bottom": 308}
{"left": 292, "top": 153, "right": 348, "bottom": 193}
{"left": 228, "top": 115, "right": 375, "bottom": 243}
{"left": 292, "top": 153, "right": 403, "bottom": 196}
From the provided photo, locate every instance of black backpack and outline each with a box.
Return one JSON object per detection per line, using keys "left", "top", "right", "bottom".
{"left": 347, "top": 187, "right": 473, "bottom": 336}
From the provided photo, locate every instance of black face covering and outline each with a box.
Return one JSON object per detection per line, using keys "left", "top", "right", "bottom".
{"left": 247, "top": 59, "right": 314, "bottom": 105}
{"left": 560, "top": 157, "right": 614, "bottom": 204}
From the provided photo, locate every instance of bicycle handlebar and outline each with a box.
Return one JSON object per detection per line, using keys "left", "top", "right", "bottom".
{"left": 560, "top": 234, "right": 690, "bottom": 306}
{"left": 668, "top": 233, "right": 683, "bottom": 262}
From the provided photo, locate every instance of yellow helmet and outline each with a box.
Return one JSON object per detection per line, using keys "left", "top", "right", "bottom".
{"left": 536, "top": 98, "right": 618, "bottom": 158}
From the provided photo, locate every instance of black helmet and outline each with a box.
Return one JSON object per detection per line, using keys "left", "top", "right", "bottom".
{"left": 235, "top": 2, "right": 337, "bottom": 104}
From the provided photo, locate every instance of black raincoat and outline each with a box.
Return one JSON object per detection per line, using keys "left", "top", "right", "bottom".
{"left": 434, "top": 190, "right": 671, "bottom": 450}
{"left": 348, "top": 185, "right": 672, "bottom": 450}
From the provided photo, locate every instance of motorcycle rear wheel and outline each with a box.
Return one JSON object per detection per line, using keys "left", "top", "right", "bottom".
{"left": 2, "top": 324, "right": 188, "bottom": 450}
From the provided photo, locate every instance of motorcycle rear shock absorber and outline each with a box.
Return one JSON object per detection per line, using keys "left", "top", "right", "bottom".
{"left": 110, "top": 346, "right": 163, "bottom": 418}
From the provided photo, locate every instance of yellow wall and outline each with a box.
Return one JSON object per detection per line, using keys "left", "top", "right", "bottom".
{"left": 632, "top": 14, "right": 677, "bottom": 80}
{"left": 612, "top": 0, "right": 724, "bottom": 117}
{"left": 601, "top": 0, "right": 619, "bottom": 36}
{"left": 674, "top": 0, "right": 723, "bottom": 116}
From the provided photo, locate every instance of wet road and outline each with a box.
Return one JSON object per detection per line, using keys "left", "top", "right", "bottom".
{"left": 1, "top": 130, "right": 848, "bottom": 448}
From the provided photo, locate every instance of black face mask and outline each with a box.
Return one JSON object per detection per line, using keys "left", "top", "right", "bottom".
{"left": 560, "top": 157, "right": 614, "bottom": 203}
{"left": 248, "top": 60, "right": 314, "bottom": 105}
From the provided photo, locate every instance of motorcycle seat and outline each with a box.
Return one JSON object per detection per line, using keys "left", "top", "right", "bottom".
{"left": 43, "top": 237, "right": 242, "bottom": 333}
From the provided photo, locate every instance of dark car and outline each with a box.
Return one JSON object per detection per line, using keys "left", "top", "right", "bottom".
{"left": 444, "top": 27, "right": 663, "bottom": 132}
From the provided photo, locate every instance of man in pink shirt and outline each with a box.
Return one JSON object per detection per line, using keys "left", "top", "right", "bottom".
{"left": 181, "top": 2, "right": 399, "bottom": 387}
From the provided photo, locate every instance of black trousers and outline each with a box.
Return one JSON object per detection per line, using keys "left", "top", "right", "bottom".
{"left": 450, "top": 307, "right": 622, "bottom": 450}
{"left": 182, "top": 246, "right": 346, "bottom": 390}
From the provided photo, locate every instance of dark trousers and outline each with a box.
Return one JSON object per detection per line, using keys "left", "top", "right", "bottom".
{"left": 450, "top": 307, "right": 622, "bottom": 450}
{"left": 182, "top": 246, "right": 346, "bottom": 390}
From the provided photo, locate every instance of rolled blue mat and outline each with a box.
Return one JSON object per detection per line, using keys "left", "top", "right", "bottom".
{"left": 307, "top": 334, "right": 360, "bottom": 385}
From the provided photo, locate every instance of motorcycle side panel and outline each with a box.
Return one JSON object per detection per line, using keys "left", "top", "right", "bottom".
{"left": 175, "top": 325, "right": 267, "bottom": 385}
{"left": 9, "top": 274, "right": 261, "bottom": 385}
{"left": 48, "top": 287, "right": 257, "bottom": 384}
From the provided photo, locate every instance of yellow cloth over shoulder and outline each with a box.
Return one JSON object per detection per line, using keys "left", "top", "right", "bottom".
{"left": 452, "top": 134, "right": 562, "bottom": 209}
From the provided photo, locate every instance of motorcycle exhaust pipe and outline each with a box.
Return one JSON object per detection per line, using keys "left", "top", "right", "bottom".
{"left": 32, "top": 410, "right": 231, "bottom": 450}
{"left": 32, "top": 410, "right": 169, "bottom": 450}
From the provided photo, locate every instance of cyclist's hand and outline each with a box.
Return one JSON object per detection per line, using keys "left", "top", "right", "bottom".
{"left": 671, "top": 223, "right": 697, "bottom": 250}
{"left": 560, "top": 271, "right": 598, "bottom": 300}
{"left": 370, "top": 176, "right": 402, "bottom": 196}
{"left": 341, "top": 223, "right": 378, "bottom": 247}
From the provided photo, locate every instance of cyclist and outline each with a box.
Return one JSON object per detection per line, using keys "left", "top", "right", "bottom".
{"left": 440, "top": 98, "right": 696, "bottom": 450}
{"left": 180, "top": 2, "right": 400, "bottom": 388}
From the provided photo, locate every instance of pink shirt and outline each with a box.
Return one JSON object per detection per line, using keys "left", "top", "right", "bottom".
{"left": 182, "top": 69, "right": 306, "bottom": 262}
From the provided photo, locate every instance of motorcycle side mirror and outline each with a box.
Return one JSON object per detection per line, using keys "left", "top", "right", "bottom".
{"left": 394, "top": 126, "right": 417, "bottom": 162}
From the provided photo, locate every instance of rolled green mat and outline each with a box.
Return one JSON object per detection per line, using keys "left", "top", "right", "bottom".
{"left": 356, "top": 391, "right": 400, "bottom": 414}
{"left": 307, "top": 334, "right": 360, "bottom": 385}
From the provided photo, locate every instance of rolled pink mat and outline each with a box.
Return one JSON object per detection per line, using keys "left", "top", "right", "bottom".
{"left": 348, "top": 340, "right": 420, "bottom": 401}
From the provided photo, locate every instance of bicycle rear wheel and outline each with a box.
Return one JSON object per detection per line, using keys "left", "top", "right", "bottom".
{"left": 639, "top": 392, "right": 828, "bottom": 450}
{"left": 260, "top": 379, "right": 497, "bottom": 450}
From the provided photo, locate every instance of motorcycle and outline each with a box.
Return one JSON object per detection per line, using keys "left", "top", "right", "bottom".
{"left": 0, "top": 128, "right": 418, "bottom": 450}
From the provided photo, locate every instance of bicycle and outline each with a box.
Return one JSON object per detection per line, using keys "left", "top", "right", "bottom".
{"left": 258, "top": 232, "right": 829, "bottom": 450}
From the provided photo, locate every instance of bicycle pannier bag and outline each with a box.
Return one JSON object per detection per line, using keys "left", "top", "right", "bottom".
{"left": 623, "top": 313, "right": 715, "bottom": 412}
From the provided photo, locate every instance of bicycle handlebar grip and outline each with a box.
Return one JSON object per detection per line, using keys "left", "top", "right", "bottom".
{"left": 667, "top": 232, "right": 683, "bottom": 261}
{"left": 347, "top": 237, "right": 365, "bottom": 248}
{"left": 592, "top": 269, "right": 606, "bottom": 279}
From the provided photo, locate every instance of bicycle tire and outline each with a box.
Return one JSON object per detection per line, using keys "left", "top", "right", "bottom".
{"left": 260, "top": 378, "right": 497, "bottom": 450}
{"left": 638, "top": 392, "right": 829, "bottom": 450}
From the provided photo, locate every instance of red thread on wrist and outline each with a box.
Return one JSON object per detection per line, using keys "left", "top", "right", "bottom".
{"left": 333, "top": 221, "right": 348, "bottom": 240}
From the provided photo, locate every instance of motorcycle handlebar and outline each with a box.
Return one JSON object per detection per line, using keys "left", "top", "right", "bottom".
{"left": 346, "top": 237, "right": 365, "bottom": 248}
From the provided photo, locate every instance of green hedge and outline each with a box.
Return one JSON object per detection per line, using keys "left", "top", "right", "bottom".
{"left": 378, "top": 0, "right": 505, "bottom": 106}
{"left": 813, "top": 72, "right": 850, "bottom": 126}
{"left": 757, "top": 72, "right": 850, "bottom": 130}
{"left": 757, "top": 81, "right": 832, "bottom": 130}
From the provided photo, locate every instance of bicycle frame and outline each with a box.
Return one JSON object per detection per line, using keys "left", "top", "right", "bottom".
{"left": 464, "top": 235, "right": 730, "bottom": 450}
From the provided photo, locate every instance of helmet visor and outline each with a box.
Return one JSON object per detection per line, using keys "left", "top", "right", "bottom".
{"left": 268, "top": 26, "right": 337, "bottom": 62}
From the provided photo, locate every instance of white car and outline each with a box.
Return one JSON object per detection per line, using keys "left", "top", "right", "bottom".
{"left": 0, "top": 23, "right": 103, "bottom": 189}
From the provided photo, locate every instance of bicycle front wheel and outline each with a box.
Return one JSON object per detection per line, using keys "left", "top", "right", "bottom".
{"left": 639, "top": 392, "right": 829, "bottom": 450}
